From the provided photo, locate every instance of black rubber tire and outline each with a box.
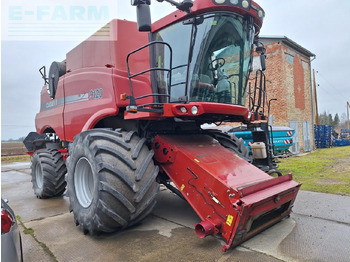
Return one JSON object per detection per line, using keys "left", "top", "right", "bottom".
{"left": 31, "top": 149, "right": 67, "bottom": 198}
{"left": 48, "top": 61, "right": 66, "bottom": 99}
{"left": 66, "top": 129, "right": 159, "bottom": 235}
{"left": 208, "top": 130, "right": 250, "bottom": 160}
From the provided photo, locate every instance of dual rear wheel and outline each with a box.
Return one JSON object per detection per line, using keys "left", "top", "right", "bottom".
{"left": 31, "top": 148, "right": 67, "bottom": 198}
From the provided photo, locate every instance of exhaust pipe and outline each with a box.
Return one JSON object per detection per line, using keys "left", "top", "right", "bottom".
{"left": 195, "top": 220, "right": 219, "bottom": 239}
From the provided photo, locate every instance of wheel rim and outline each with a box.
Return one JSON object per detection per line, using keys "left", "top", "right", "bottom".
{"left": 74, "top": 157, "right": 95, "bottom": 208}
{"left": 35, "top": 162, "right": 43, "bottom": 189}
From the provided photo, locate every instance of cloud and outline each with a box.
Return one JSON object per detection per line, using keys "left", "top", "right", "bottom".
{"left": 258, "top": 0, "right": 350, "bottom": 115}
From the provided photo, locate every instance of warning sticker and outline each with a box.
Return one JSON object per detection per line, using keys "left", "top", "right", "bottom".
{"left": 226, "top": 215, "right": 234, "bottom": 226}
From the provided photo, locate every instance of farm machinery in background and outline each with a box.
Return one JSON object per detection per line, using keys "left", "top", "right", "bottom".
{"left": 227, "top": 125, "right": 295, "bottom": 155}
{"left": 23, "top": 0, "right": 300, "bottom": 252}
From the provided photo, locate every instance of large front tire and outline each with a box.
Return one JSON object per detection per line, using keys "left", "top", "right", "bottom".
{"left": 66, "top": 129, "right": 159, "bottom": 235}
{"left": 31, "top": 149, "right": 67, "bottom": 198}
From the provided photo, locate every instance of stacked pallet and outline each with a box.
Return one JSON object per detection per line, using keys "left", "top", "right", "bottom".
{"left": 340, "top": 129, "right": 350, "bottom": 138}
{"left": 314, "top": 125, "right": 333, "bottom": 148}
{"left": 334, "top": 129, "right": 350, "bottom": 146}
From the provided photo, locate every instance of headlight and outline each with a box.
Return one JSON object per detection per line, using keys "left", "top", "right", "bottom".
{"left": 180, "top": 107, "right": 188, "bottom": 113}
{"left": 214, "top": 0, "right": 226, "bottom": 4}
{"left": 191, "top": 106, "right": 199, "bottom": 115}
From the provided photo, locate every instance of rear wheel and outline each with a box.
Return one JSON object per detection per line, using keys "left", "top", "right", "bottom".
{"left": 66, "top": 129, "right": 159, "bottom": 235}
{"left": 31, "top": 149, "right": 67, "bottom": 198}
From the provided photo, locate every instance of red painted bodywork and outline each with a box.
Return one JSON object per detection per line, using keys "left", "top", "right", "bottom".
{"left": 35, "top": 20, "right": 151, "bottom": 141}
{"left": 151, "top": 0, "right": 264, "bottom": 33}
{"left": 35, "top": 1, "right": 264, "bottom": 142}
{"left": 124, "top": 102, "right": 250, "bottom": 121}
{"left": 32, "top": 0, "right": 301, "bottom": 251}
{"left": 153, "top": 135, "right": 300, "bottom": 251}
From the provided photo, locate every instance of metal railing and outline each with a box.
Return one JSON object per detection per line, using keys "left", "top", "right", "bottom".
{"left": 126, "top": 41, "right": 173, "bottom": 113}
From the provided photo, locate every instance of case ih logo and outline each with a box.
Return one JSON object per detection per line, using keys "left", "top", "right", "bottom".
{"left": 2, "top": 0, "right": 118, "bottom": 41}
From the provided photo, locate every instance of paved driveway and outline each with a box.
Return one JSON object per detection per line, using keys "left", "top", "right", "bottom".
{"left": 2, "top": 162, "right": 350, "bottom": 261}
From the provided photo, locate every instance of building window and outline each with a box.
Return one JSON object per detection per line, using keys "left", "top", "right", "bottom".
{"left": 286, "top": 54, "right": 294, "bottom": 64}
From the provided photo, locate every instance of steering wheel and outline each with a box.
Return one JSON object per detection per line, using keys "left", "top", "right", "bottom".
{"left": 227, "top": 73, "right": 239, "bottom": 79}
{"left": 208, "top": 58, "right": 225, "bottom": 71}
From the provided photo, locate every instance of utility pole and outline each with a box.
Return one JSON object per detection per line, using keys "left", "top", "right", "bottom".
{"left": 347, "top": 101, "right": 350, "bottom": 130}
{"left": 313, "top": 69, "right": 319, "bottom": 125}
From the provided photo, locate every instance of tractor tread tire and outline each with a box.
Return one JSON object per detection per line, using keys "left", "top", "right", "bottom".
{"left": 66, "top": 129, "right": 159, "bottom": 236}
{"left": 31, "top": 149, "right": 67, "bottom": 199}
{"left": 208, "top": 130, "right": 250, "bottom": 160}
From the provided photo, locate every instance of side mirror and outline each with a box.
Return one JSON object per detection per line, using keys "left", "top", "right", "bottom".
{"left": 131, "top": 1, "right": 152, "bottom": 32}
{"left": 137, "top": 4, "right": 152, "bottom": 31}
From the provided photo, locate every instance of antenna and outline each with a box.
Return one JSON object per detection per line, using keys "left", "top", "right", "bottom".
{"left": 156, "top": 0, "right": 193, "bottom": 14}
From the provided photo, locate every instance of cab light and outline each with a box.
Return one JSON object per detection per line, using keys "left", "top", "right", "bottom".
{"left": 191, "top": 106, "right": 199, "bottom": 115}
{"left": 242, "top": 0, "right": 249, "bottom": 9}
{"left": 258, "top": 9, "right": 265, "bottom": 18}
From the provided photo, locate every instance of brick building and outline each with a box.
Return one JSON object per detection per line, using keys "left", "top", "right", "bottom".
{"left": 255, "top": 36, "right": 316, "bottom": 153}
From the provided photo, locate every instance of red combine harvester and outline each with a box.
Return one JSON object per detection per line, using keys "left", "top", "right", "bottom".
{"left": 24, "top": 0, "right": 301, "bottom": 252}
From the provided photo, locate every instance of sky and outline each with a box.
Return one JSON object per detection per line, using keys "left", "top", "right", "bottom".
{"left": 1, "top": 0, "right": 349, "bottom": 140}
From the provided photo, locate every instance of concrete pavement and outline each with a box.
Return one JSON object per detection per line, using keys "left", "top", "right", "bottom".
{"left": 2, "top": 161, "right": 350, "bottom": 262}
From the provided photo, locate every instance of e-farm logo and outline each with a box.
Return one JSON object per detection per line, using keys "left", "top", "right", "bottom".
{"left": 2, "top": 0, "right": 118, "bottom": 41}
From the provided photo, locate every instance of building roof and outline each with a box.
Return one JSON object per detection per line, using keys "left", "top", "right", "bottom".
{"left": 260, "top": 35, "right": 316, "bottom": 58}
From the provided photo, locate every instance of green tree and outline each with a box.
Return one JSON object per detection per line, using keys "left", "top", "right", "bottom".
{"left": 319, "top": 111, "right": 328, "bottom": 125}
{"left": 328, "top": 114, "right": 333, "bottom": 126}
{"left": 333, "top": 113, "right": 340, "bottom": 127}
{"left": 318, "top": 112, "right": 338, "bottom": 126}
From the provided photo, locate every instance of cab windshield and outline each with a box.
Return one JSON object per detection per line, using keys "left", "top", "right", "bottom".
{"left": 153, "top": 13, "right": 255, "bottom": 106}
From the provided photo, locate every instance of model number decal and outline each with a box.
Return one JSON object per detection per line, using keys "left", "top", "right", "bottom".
{"left": 89, "top": 88, "right": 103, "bottom": 100}
{"left": 45, "top": 99, "right": 57, "bottom": 109}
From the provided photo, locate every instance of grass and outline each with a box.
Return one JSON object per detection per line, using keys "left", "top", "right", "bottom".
{"left": 16, "top": 215, "right": 58, "bottom": 261}
{"left": 278, "top": 146, "right": 350, "bottom": 196}
{"left": 16, "top": 216, "right": 34, "bottom": 235}
{"left": 1, "top": 155, "right": 31, "bottom": 164}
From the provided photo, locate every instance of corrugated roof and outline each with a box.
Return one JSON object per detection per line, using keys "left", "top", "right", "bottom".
{"left": 260, "top": 35, "right": 316, "bottom": 58}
